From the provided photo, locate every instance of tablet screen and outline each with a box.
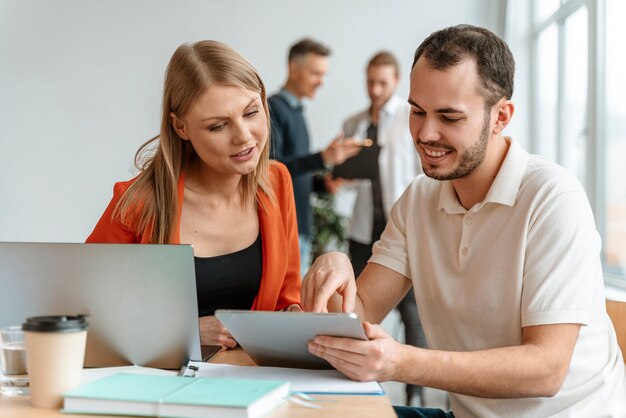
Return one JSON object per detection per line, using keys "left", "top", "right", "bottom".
{"left": 215, "top": 310, "right": 367, "bottom": 369}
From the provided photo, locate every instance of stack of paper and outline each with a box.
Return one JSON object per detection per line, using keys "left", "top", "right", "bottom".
{"left": 190, "top": 362, "right": 384, "bottom": 395}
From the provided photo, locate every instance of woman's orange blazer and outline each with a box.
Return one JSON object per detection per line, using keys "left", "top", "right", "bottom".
{"left": 87, "top": 162, "right": 301, "bottom": 311}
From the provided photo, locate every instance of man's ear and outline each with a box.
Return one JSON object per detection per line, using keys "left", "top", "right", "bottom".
{"left": 492, "top": 99, "right": 514, "bottom": 135}
{"left": 170, "top": 113, "right": 189, "bottom": 140}
{"left": 288, "top": 60, "right": 300, "bottom": 79}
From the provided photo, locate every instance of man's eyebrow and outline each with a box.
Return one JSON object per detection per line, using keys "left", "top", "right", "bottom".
{"left": 407, "top": 99, "right": 465, "bottom": 114}
{"left": 435, "top": 107, "right": 465, "bottom": 114}
{"left": 200, "top": 98, "right": 257, "bottom": 122}
{"left": 408, "top": 98, "right": 420, "bottom": 108}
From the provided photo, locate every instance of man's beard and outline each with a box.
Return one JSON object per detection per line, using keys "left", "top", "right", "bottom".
{"left": 422, "top": 111, "right": 491, "bottom": 181}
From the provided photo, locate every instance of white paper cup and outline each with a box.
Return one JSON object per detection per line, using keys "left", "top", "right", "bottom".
{"left": 22, "top": 315, "right": 88, "bottom": 409}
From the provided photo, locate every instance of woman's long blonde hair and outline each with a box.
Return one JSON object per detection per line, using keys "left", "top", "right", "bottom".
{"left": 114, "top": 40, "right": 273, "bottom": 243}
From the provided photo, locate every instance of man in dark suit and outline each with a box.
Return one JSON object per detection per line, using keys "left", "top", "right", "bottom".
{"left": 269, "top": 38, "right": 360, "bottom": 276}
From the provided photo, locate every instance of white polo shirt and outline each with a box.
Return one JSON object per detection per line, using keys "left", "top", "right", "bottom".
{"left": 370, "top": 138, "right": 626, "bottom": 417}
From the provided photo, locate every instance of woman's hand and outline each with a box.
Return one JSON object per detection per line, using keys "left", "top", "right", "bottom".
{"left": 198, "top": 315, "right": 237, "bottom": 349}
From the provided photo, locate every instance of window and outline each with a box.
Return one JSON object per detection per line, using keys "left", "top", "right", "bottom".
{"left": 530, "top": 0, "right": 626, "bottom": 285}
{"left": 533, "top": 0, "right": 560, "bottom": 23}
{"left": 605, "top": 0, "right": 626, "bottom": 278}
{"left": 561, "top": 7, "right": 587, "bottom": 185}
{"left": 534, "top": 24, "right": 558, "bottom": 162}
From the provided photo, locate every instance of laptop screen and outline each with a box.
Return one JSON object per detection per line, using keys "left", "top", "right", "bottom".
{"left": 0, "top": 242, "right": 201, "bottom": 369}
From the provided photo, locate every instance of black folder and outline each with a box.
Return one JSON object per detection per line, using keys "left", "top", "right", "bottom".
{"left": 332, "top": 143, "right": 380, "bottom": 179}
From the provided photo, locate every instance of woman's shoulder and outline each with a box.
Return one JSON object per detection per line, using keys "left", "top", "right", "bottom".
{"left": 268, "top": 160, "right": 290, "bottom": 183}
{"left": 264, "top": 161, "right": 293, "bottom": 203}
{"left": 111, "top": 176, "right": 140, "bottom": 198}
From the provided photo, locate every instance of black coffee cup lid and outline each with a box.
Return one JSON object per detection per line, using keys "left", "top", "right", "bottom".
{"left": 22, "top": 315, "right": 89, "bottom": 333}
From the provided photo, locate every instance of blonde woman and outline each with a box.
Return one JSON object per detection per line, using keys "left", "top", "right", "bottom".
{"left": 87, "top": 41, "right": 301, "bottom": 349}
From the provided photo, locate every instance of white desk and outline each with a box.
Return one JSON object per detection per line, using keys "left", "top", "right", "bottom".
{"left": 0, "top": 348, "right": 396, "bottom": 418}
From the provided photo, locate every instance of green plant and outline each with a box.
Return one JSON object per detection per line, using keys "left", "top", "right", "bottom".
{"left": 311, "top": 191, "right": 348, "bottom": 260}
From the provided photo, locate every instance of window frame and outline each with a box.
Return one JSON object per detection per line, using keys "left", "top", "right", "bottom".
{"left": 528, "top": 0, "right": 624, "bottom": 287}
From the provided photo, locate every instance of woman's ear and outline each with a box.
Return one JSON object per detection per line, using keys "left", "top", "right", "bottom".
{"left": 492, "top": 99, "right": 514, "bottom": 135}
{"left": 170, "top": 113, "right": 190, "bottom": 140}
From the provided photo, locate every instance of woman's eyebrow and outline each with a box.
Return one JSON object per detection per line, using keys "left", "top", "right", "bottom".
{"left": 201, "top": 98, "right": 258, "bottom": 122}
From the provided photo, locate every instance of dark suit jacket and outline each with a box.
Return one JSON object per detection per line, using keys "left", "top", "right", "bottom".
{"left": 268, "top": 93, "right": 325, "bottom": 238}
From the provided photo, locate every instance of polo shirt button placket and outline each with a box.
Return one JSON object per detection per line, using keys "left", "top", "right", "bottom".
{"left": 458, "top": 244, "right": 469, "bottom": 269}
{"left": 459, "top": 215, "right": 472, "bottom": 266}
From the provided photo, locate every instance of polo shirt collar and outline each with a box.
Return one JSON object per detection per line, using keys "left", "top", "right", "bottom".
{"left": 438, "top": 137, "right": 528, "bottom": 214}
{"left": 279, "top": 88, "right": 303, "bottom": 110}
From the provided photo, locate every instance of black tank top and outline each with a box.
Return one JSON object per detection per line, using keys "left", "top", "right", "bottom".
{"left": 194, "top": 233, "right": 262, "bottom": 316}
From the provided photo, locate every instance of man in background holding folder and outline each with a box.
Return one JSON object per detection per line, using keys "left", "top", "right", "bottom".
{"left": 335, "top": 51, "right": 425, "bottom": 407}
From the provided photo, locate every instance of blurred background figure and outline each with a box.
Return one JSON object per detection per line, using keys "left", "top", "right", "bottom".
{"left": 269, "top": 38, "right": 361, "bottom": 277}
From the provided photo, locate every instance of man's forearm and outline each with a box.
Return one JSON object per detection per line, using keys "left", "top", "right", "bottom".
{"left": 395, "top": 323, "right": 580, "bottom": 398}
{"left": 277, "top": 152, "right": 325, "bottom": 176}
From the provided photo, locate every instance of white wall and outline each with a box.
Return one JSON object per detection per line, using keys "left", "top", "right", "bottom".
{"left": 0, "top": 0, "right": 502, "bottom": 242}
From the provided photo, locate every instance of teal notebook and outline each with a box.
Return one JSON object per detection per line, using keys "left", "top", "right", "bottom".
{"left": 62, "top": 373, "right": 289, "bottom": 418}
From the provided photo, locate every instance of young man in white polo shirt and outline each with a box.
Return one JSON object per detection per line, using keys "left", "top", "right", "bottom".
{"left": 301, "top": 25, "right": 626, "bottom": 417}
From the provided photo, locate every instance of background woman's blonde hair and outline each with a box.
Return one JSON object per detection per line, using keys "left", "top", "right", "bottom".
{"left": 114, "top": 40, "right": 273, "bottom": 244}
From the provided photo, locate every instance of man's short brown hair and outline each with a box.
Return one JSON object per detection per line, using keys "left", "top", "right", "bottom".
{"left": 288, "top": 38, "right": 331, "bottom": 62}
{"left": 412, "top": 24, "right": 514, "bottom": 108}
{"left": 367, "top": 51, "right": 400, "bottom": 77}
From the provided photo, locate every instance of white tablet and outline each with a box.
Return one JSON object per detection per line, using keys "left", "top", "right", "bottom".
{"left": 215, "top": 310, "right": 368, "bottom": 369}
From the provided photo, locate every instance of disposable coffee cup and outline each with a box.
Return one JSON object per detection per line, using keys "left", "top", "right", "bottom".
{"left": 22, "top": 315, "right": 88, "bottom": 409}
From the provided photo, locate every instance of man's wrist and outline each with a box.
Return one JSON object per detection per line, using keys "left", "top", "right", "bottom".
{"left": 320, "top": 150, "right": 334, "bottom": 171}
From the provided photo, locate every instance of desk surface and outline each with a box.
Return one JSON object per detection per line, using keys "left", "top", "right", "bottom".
{"left": 0, "top": 349, "right": 396, "bottom": 418}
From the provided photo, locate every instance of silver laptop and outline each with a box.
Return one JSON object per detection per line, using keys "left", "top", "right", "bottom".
{"left": 0, "top": 242, "right": 202, "bottom": 369}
